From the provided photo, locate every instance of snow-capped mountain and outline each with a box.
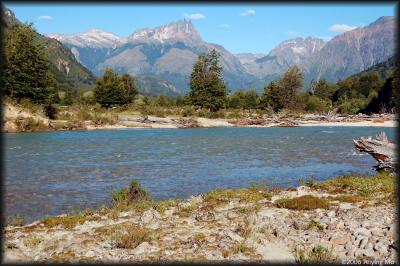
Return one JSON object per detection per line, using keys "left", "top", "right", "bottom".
{"left": 47, "top": 29, "right": 127, "bottom": 48}
{"left": 45, "top": 16, "right": 395, "bottom": 94}
{"left": 128, "top": 19, "right": 202, "bottom": 46}
{"left": 239, "top": 37, "right": 326, "bottom": 80}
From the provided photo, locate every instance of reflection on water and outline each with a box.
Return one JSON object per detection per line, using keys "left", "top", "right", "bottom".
{"left": 5, "top": 127, "right": 395, "bottom": 222}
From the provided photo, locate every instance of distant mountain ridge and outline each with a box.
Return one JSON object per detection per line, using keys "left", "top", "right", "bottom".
{"left": 44, "top": 15, "right": 396, "bottom": 94}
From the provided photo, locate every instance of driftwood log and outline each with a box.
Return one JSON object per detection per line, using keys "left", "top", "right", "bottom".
{"left": 353, "top": 131, "right": 397, "bottom": 172}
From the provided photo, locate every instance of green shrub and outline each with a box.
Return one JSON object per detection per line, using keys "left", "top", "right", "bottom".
{"left": 275, "top": 195, "right": 330, "bottom": 210}
{"left": 111, "top": 180, "right": 151, "bottom": 205}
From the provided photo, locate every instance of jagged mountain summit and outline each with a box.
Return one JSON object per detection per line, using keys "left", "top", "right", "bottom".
{"left": 46, "top": 15, "right": 395, "bottom": 94}
{"left": 49, "top": 19, "right": 255, "bottom": 94}
{"left": 46, "top": 29, "right": 127, "bottom": 49}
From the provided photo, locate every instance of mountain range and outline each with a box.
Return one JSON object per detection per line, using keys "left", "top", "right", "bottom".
{"left": 4, "top": 6, "right": 396, "bottom": 96}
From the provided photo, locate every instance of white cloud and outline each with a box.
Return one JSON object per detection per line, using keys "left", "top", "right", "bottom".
{"left": 38, "top": 15, "right": 53, "bottom": 20}
{"left": 184, "top": 13, "right": 205, "bottom": 20}
{"left": 220, "top": 23, "right": 231, "bottom": 28}
{"left": 328, "top": 24, "right": 357, "bottom": 33}
{"left": 240, "top": 9, "right": 255, "bottom": 16}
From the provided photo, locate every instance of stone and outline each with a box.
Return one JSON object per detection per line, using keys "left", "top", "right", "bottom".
{"left": 339, "top": 203, "right": 354, "bottom": 210}
{"left": 140, "top": 209, "right": 160, "bottom": 224}
{"left": 131, "top": 242, "right": 150, "bottom": 255}
{"left": 354, "top": 228, "right": 372, "bottom": 237}
{"left": 330, "top": 235, "right": 348, "bottom": 245}
{"left": 336, "top": 221, "right": 345, "bottom": 229}
{"left": 359, "top": 237, "right": 369, "bottom": 249}
{"left": 327, "top": 211, "right": 335, "bottom": 218}
{"left": 194, "top": 210, "right": 215, "bottom": 222}
{"left": 365, "top": 242, "right": 373, "bottom": 250}
{"left": 363, "top": 248, "right": 375, "bottom": 257}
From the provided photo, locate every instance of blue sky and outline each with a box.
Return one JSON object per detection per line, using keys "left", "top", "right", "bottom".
{"left": 4, "top": 3, "right": 397, "bottom": 54}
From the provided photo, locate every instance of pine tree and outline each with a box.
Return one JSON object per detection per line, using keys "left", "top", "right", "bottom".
{"left": 4, "top": 23, "right": 56, "bottom": 103}
{"left": 189, "top": 49, "right": 227, "bottom": 112}
{"left": 93, "top": 68, "right": 128, "bottom": 108}
{"left": 121, "top": 73, "right": 139, "bottom": 102}
{"left": 278, "top": 65, "right": 304, "bottom": 109}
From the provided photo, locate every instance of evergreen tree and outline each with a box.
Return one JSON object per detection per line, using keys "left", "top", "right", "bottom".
{"left": 244, "top": 89, "right": 258, "bottom": 110}
{"left": 4, "top": 23, "right": 56, "bottom": 103}
{"left": 121, "top": 73, "right": 139, "bottom": 102}
{"left": 93, "top": 68, "right": 128, "bottom": 108}
{"left": 278, "top": 65, "right": 304, "bottom": 109}
{"left": 189, "top": 49, "right": 227, "bottom": 112}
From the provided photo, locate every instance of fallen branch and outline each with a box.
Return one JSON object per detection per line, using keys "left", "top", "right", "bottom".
{"left": 353, "top": 132, "right": 397, "bottom": 172}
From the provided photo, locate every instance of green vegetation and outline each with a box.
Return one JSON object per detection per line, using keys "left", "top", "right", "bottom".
{"left": 306, "top": 172, "right": 395, "bottom": 197}
{"left": 4, "top": 23, "right": 57, "bottom": 104}
{"left": 110, "top": 224, "right": 150, "bottom": 249}
{"left": 275, "top": 195, "right": 330, "bottom": 210}
{"left": 189, "top": 49, "right": 228, "bottom": 112}
{"left": 307, "top": 220, "right": 325, "bottom": 231}
{"left": 294, "top": 245, "right": 337, "bottom": 263}
{"left": 42, "top": 214, "right": 100, "bottom": 229}
{"left": 93, "top": 68, "right": 139, "bottom": 108}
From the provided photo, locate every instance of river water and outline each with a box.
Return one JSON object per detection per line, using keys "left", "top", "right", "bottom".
{"left": 4, "top": 126, "right": 395, "bottom": 222}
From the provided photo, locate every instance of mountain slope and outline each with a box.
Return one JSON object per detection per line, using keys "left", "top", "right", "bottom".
{"left": 3, "top": 7, "right": 95, "bottom": 91}
{"left": 301, "top": 16, "right": 396, "bottom": 86}
{"left": 48, "top": 20, "right": 258, "bottom": 94}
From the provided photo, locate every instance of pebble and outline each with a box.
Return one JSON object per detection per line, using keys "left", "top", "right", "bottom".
{"left": 354, "top": 228, "right": 372, "bottom": 237}
{"left": 371, "top": 228, "right": 384, "bottom": 237}
{"left": 359, "top": 237, "right": 369, "bottom": 249}
{"left": 327, "top": 211, "right": 336, "bottom": 218}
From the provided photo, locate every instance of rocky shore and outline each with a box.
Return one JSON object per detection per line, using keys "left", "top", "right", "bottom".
{"left": 4, "top": 102, "right": 396, "bottom": 133}
{"left": 3, "top": 173, "right": 397, "bottom": 263}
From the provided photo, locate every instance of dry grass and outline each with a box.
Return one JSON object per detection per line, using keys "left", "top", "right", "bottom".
{"left": 204, "top": 183, "right": 272, "bottom": 209}
{"left": 275, "top": 195, "right": 330, "bottom": 210}
{"left": 111, "top": 224, "right": 150, "bottom": 249}
{"left": 42, "top": 215, "right": 100, "bottom": 229}
{"left": 294, "top": 245, "right": 337, "bottom": 263}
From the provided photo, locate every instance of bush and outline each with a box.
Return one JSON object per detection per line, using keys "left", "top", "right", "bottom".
{"left": 275, "top": 195, "right": 330, "bottom": 210}
{"left": 44, "top": 104, "right": 58, "bottom": 119}
{"left": 111, "top": 180, "right": 151, "bottom": 205}
{"left": 110, "top": 224, "right": 150, "bottom": 249}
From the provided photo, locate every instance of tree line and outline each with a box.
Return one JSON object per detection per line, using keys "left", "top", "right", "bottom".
{"left": 3, "top": 23, "right": 397, "bottom": 117}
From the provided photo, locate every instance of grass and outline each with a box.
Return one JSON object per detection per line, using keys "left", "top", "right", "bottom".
{"left": 42, "top": 214, "right": 100, "bottom": 229}
{"left": 275, "top": 195, "right": 330, "bottom": 210}
{"left": 303, "top": 172, "right": 395, "bottom": 197}
{"left": 204, "top": 182, "right": 272, "bottom": 209}
{"left": 294, "top": 245, "right": 337, "bottom": 263}
{"left": 307, "top": 220, "right": 325, "bottom": 231}
{"left": 23, "top": 236, "right": 42, "bottom": 248}
{"left": 110, "top": 224, "right": 151, "bottom": 249}
{"left": 7, "top": 214, "right": 25, "bottom": 226}
{"left": 15, "top": 116, "right": 49, "bottom": 132}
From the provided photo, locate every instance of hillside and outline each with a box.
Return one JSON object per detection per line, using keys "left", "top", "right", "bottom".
{"left": 3, "top": 7, "right": 95, "bottom": 91}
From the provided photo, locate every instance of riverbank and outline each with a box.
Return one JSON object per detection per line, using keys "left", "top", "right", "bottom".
{"left": 3, "top": 102, "right": 397, "bottom": 132}
{"left": 3, "top": 173, "right": 397, "bottom": 263}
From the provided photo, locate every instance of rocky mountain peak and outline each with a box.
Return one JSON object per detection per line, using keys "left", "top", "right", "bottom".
{"left": 128, "top": 19, "right": 202, "bottom": 44}
{"left": 46, "top": 29, "right": 127, "bottom": 49}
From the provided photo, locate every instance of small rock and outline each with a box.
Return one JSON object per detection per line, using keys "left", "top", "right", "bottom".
{"left": 354, "top": 228, "right": 371, "bottom": 237}
{"left": 327, "top": 211, "right": 335, "bottom": 218}
{"left": 131, "top": 242, "right": 150, "bottom": 255}
{"left": 336, "top": 221, "right": 345, "bottom": 229}
{"left": 365, "top": 242, "right": 373, "bottom": 250}
{"left": 370, "top": 228, "right": 384, "bottom": 237}
{"left": 359, "top": 237, "right": 369, "bottom": 249}
{"left": 330, "top": 235, "right": 348, "bottom": 245}
{"left": 140, "top": 209, "right": 160, "bottom": 224}
{"left": 194, "top": 210, "right": 215, "bottom": 222}
{"left": 339, "top": 203, "right": 354, "bottom": 210}
{"left": 363, "top": 248, "right": 375, "bottom": 257}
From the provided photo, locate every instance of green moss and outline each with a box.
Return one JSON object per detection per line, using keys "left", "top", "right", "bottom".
{"left": 275, "top": 195, "right": 330, "bottom": 210}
